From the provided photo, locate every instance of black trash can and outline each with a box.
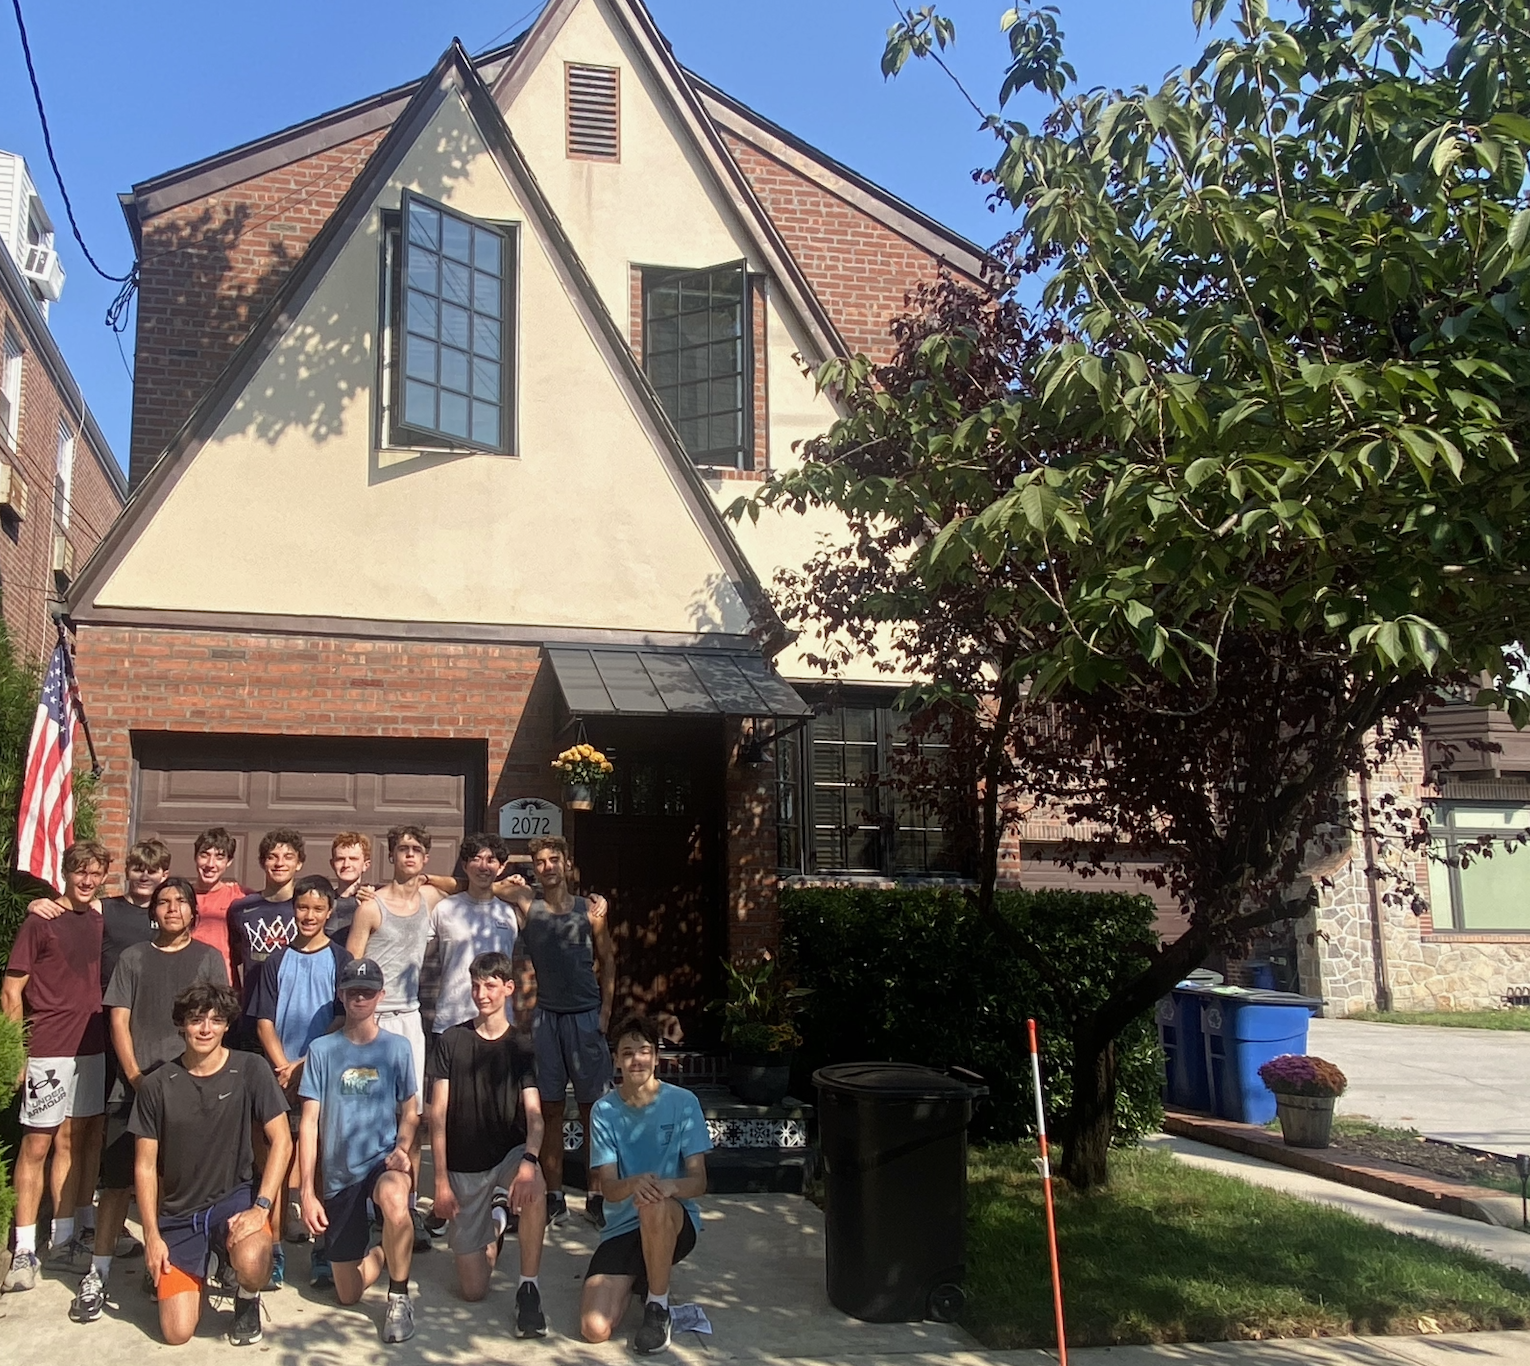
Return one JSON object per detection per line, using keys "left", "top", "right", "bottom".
{"left": 813, "top": 1062, "right": 987, "bottom": 1324}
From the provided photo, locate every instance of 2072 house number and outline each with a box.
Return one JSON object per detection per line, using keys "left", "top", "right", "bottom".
{"left": 504, "top": 812, "right": 554, "bottom": 836}
{"left": 498, "top": 798, "right": 562, "bottom": 840}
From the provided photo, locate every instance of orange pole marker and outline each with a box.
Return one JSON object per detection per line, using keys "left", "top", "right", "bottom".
{"left": 1027, "top": 1017, "right": 1068, "bottom": 1366}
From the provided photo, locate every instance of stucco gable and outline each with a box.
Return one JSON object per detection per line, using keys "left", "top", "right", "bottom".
{"left": 70, "top": 44, "right": 781, "bottom": 649}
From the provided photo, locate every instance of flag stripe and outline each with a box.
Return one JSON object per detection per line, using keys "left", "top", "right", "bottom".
{"left": 17, "top": 644, "right": 76, "bottom": 892}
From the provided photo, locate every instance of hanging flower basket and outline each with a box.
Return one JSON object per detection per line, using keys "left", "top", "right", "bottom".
{"left": 553, "top": 744, "right": 612, "bottom": 811}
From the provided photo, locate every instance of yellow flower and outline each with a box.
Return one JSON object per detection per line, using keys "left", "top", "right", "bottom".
{"left": 600, "top": 761, "right": 614, "bottom": 773}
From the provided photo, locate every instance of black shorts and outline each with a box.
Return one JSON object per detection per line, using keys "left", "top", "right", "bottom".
{"left": 159, "top": 1185, "right": 254, "bottom": 1282}
{"left": 586, "top": 1210, "right": 696, "bottom": 1297}
{"left": 322, "top": 1162, "right": 389, "bottom": 1264}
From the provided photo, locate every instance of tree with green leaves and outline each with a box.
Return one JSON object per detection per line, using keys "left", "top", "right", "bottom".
{"left": 734, "top": 0, "right": 1530, "bottom": 1186}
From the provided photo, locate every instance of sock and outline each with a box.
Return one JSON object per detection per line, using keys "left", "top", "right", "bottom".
{"left": 491, "top": 1206, "right": 508, "bottom": 1237}
{"left": 236, "top": 1284, "right": 259, "bottom": 1301}
{"left": 77, "top": 1204, "right": 96, "bottom": 1232}
{"left": 15, "top": 1225, "right": 36, "bottom": 1256}
{"left": 389, "top": 1278, "right": 410, "bottom": 1297}
{"left": 52, "top": 1216, "right": 75, "bottom": 1247}
{"left": 519, "top": 1274, "right": 539, "bottom": 1289}
{"left": 92, "top": 1254, "right": 112, "bottom": 1283}
{"left": 647, "top": 1291, "right": 669, "bottom": 1310}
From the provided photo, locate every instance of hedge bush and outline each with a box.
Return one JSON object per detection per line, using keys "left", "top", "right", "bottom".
{"left": 0, "top": 1013, "right": 23, "bottom": 1246}
{"left": 780, "top": 886, "right": 1163, "bottom": 1145}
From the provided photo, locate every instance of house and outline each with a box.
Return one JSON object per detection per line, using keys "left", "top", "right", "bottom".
{"left": 65, "top": 0, "right": 990, "bottom": 1041}
{"left": 0, "top": 150, "right": 125, "bottom": 664}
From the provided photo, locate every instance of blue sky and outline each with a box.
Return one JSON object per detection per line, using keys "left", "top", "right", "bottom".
{"left": 0, "top": 0, "right": 1203, "bottom": 468}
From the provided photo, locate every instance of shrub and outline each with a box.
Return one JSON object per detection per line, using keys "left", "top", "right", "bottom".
{"left": 0, "top": 1013, "right": 23, "bottom": 1246}
{"left": 1258, "top": 1054, "right": 1348, "bottom": 1098}
{"left": 780, "top": 886, "right": 1163, "bottom": 1145}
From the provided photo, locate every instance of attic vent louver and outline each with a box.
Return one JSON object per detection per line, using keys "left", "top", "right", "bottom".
{"left": 566, "top": 64, "right": 620, "bottom": 161}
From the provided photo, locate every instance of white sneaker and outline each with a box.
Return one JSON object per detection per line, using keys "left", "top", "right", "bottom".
{"left": 3, "top": 1251, "right": 40, "bottom": 1292}
{"left": 382, "top": 1293, "right": 415, "bottom": 1343}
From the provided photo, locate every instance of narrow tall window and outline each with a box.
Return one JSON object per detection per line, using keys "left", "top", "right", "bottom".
{"left": 0, "top": 329, "right": 20, "bottom": 447}
{"left": 54, "top": 417, "right": 74, "bottom": 528}
{"left": 566, "top": 64, "right": 620, "bottom": 161}
{"left": 387, "top": 192, "right": 514, "bottom": 454}
{"left": 642, "top": 262, "right": 750, "bottom": 468}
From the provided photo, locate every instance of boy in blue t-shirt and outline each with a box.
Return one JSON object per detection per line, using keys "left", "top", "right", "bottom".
{"left": 580, "top": 1013, "right": 712, "bottom": 1354}
{"left": 298, "top": 956, "right": 419, "bottom": 1345}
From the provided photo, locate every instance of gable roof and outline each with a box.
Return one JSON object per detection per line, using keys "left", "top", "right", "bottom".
{"left": 72, "top": 40, "right": 788, "bottom": 654}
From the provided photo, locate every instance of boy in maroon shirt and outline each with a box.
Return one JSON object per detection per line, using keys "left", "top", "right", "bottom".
{"left": 2, "top": 840, "right": 111, "bottom": 1290}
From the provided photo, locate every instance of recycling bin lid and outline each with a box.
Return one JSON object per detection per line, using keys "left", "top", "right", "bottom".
{"left": 1205, "top": 986, "right": 1323, "bottom": 1010}
{"left": 813, "top": 1062, "right": 987, "bottom": 1100}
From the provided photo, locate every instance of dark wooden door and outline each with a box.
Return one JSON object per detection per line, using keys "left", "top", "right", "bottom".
{"left": 566, "top": 718, "right": 725, "bottom": 1046}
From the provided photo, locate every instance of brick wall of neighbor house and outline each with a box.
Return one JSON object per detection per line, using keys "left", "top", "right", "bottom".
{"left": 1299, "top": 742, "right": 1530, "bottom": 1013}
{"left": 724, "top": 134, "right": 977, "bottom": 364}
{"left": 0, "top": 296, "right": 122, "bottom": 664}
{"left": 725, "top": 715, "right": 778, "bottom": 961}
{"left": 128, "top": 130, "right": 388, "bottom": 488}
{"left": 72, "top": 625, "right": 548, "bottom": 860}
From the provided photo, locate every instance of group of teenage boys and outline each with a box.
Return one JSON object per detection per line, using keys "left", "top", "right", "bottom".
{"left": 2, "top": 823, "right": 714, "bottom": 1354}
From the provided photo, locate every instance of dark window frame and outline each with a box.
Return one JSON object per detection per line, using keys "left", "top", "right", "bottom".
{"left": 380, "top": 192, "right": 518, "bottom": 457}
{"left": 1427, "top": 799, "right": 1530, "bottom": 931}
{"left": 641, "top": 260, "right": 753, "bottom": 470}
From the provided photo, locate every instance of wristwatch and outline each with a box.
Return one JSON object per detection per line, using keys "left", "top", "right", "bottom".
{"left": 253, "top": 1195, "right": 273, "bottom": 1211}
{"left": 520, "top": 1152, "right": 540, "bottom": 1170}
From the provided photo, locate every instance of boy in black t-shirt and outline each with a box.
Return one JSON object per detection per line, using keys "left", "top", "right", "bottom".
{"left": 427, "top": 951, "right": 548, "bottom": 1337}
{"left": 131, "top": 980, "right": 289, "bottom": 1348}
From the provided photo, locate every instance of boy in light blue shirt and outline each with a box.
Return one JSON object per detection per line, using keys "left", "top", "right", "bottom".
{"left": 579, "top": 1013, "right": 711, "bottom": 1354}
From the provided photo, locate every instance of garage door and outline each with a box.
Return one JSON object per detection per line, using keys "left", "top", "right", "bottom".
{"left": 131, "top": 734, "right": 485, "bottom": 888}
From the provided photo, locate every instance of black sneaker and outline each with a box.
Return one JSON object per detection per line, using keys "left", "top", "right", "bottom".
{"left": 545, "top": 1190, "right": 568, "bottom": 1226}
{"left": 69, "top": 1266, "right": 106, "bottom": 1323}
{"left": 585, "top": 1193, "right": 606, "bottom": 1229}
{"left": 410, "top": 1209, "right": 432, "bottom": 1253}
{"left": 514, "top": 1280, "right": 547, "bottom": 1338}
{"left": 423, "top": 1210, "right": 448, "bottom": 1238}
{"left": 634, "top": 1300, "right": 672, "bottom": 1354}
{"left": 227, "top": 1293, "right": 263, "bottom": 1346}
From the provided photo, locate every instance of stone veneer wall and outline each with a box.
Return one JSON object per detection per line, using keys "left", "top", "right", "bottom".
{"left": 1298, "top": 742, "right": 1530, "bottom": 1013}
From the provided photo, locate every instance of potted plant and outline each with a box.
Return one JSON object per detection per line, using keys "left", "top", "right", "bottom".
{"left": 718, "top": 953, "right": 811, "bottom": 1106}
{"left": 551, "top": 743, "right": 613, "bottom": 811}
{"left": 1257, "top": 1053, "right": 1348, "bottom": 1148}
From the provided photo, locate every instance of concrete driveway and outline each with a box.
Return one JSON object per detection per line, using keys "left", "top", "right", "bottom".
{"left": 1307, "top": 1017, "right": 1530, "bottom": 1156}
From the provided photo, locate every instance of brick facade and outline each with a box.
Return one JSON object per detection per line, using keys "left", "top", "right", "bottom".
{"left": 0, "top": 292, "right": 122, "bottom": 664}
{"left": 129, "top": 131, "right": 387, "bottom": 488}
{"left": 724, "top": 132, "right": 977, "bottom": 364}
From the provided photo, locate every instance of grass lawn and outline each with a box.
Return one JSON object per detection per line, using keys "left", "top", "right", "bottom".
{"left": 1351, "top": 1009, "right": 1530, "bottom": 1030}
{"left": 964, "top": 1144, "right": 1530, "bottom": 1347}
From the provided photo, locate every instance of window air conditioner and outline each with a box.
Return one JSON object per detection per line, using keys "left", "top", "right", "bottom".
{"left": 21, "top": 245, "right": 65, "bottom": 302}
{"left": 0, "top": 463, "right": 28, "bottom": 520}
{"left": 51, "top": 532, "right": 72, "bottom": 581}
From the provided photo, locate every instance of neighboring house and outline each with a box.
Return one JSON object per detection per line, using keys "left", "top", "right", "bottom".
{"left": 65, "top": 0, "right": 990, "bottom": 1040}
{"left": 0, "top": 150, "right": 126, "bottom": 663}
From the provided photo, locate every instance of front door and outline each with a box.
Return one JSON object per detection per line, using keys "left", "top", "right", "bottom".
{"left": 566, "top": 718, "right": 725, "bottom": 1046}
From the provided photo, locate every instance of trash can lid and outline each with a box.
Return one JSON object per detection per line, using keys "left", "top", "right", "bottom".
{"left": 1205, "top": 986, "right": 1324, "bottom": 1010}
{"left": 812, "top": 1063, "right": 984, "bottom": 1100}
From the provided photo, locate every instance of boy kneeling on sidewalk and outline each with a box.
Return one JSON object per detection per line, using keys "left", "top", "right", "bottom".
{"left": 580, "top": 1013, "right": 711, "bottom": 1354}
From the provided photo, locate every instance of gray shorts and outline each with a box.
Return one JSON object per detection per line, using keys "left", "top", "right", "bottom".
{"left": 445, "top": 1146, "right": 525, "bottom": 1255}
{"left": 533, "top": 1007, "right": 611, "bottom": 1106}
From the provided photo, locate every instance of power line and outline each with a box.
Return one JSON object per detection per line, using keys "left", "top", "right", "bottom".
{"left": 8, "top": 0, "right": 139, "bottom": 330}
{"left": 474, "top": 4, "right": 541, "bottom": 56}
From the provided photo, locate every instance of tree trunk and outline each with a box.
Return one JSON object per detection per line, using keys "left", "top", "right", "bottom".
{"left": 1059, "top": 1027, "right": 1117, "bottom": 1189}
{"left": 976, "top": 674, "right": 1020, "bottom": 920}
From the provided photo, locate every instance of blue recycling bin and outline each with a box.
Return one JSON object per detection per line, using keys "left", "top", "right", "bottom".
{"left": 1202, "top": 989, "right": 1323, "bottom": 1124}
{"left": 1157, "top": 986, "right": 1214, "bottom": 1111}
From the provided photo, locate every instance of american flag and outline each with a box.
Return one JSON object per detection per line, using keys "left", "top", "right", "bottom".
{"left": 17, "top": 643, "right": 76, "bottom": 891}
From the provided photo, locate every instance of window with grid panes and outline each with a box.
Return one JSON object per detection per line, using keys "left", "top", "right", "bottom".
{"left": 389, "top": 192, "right": 514, "bottom": 453}
{"left": 1427, "top": 801, "right": 1530, "bottom": 930}
{"left": 775, "top": 700, "right": 964, "bottom": 876}
{"left": 642, "top": 262, "right": 749, "bottom": 468}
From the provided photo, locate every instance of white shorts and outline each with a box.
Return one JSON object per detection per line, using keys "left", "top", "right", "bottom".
{"left": 21, "top": 1053, "right": 106, "bottom": 1128}
{"left": 377, "top": 1008, "right": 426, "bottom": 1113}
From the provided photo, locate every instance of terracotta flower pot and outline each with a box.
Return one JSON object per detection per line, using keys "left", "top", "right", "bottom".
{"left": 1275, "top": 1093, "right": 1336, "bottom": 1148}
{"left": 565, "top": 783, "right": 594, "bottom": 811}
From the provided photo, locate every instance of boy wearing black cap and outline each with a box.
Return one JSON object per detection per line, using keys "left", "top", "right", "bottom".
{"left": 297, "top": 957, "right": 419, "bottom": 1344}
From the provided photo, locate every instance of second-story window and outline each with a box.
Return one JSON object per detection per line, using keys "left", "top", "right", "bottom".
{"left": 54, "top": 418, "right": 74, "bottom": 528}
{"left": 382, "top": 192, "right": 515, "bottom": 454}
{"left": 0, "top": 329, "right": 20, "bottom": 448}
{"left": 642, "top": 261, "right": 750, "bottom": 468}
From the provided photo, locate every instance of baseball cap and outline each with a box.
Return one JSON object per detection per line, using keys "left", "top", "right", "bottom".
{"left": 338, "top": 957, "right": 385, "bottom": 993}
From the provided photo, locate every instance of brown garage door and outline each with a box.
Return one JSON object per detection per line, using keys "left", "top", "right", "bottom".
{"left": 131, "top": 734, "right": 485, "bottom": 887}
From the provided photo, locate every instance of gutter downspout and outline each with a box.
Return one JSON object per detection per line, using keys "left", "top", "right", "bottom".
{"left": 1357, "top": 765, "right": 1393, "bottom": 1012}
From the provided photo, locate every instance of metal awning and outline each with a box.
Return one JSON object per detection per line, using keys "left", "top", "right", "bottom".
{"left": 545, "top": 647, "right": 812, "bottom": 718}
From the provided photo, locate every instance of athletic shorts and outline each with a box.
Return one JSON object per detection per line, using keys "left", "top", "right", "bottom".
{"left": 20, "top": 1053, "right": 105, "bottom": 1127}
{"left": 101, "top": 1096, "right": 137, "bottom": 1189}
{"left": 156, "top": 1184, "right": 254, "bottom": 1300}
{"left": 533, "top": 1007, "right": 612, "bottom": 1106}
{"left": 377, "top": 1008, "right": 427, "bottom": 1112}
{"left": 586, "top": 1210, "right": 696, "bottom": 1297}
{"left": 444, "top": 1145, "right": 527, "bottom": 1255}
{"left": 322, "top": 1162, "right": 391, "bottom": 1264}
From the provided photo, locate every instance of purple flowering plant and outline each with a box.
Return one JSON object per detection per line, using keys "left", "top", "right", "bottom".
{"left": 1257, "top": 1054, "right": 1348, "bottom": 1098}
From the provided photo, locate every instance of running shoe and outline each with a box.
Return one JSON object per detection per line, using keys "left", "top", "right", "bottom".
{"left": 634, "top": 1300, "right": 672, "bottom": 1354}
{"left": 423, "top": 1210, "right": 448, "bottom": 1238}
{"left": 383, "top": 1292, "right": 416, "bottom": 1344}
{"left": 227, "top": 1293, "right": 263, "bottom": 1346}
{"left": 514, "top": 1280, "right": 547, "bottom": 1339}
{"left": 264, "top": 1243, "right": 284, "bottom": 1292}
{"left": 68, "top": 1266, "right": 106, "bottom": 1322}
{"left": 2, "top": 1250, "right": 40, "bottom": 1292}
{"left": 44, "top": 1235, "right": 91, "bottom": 1273}
{"left": 545, "top": 1190, "right": 568, "bottom": 1226}
{"left": 114, "top": 1233, "right": 143, "bottom": 1259}
{"left": 309, "top": 1241, "right": 333, "bottom": 1290}
{"left": 585, "top": 1193, "right": 606, "bottom": 1230}
{"left": 410, "top": 1208, "right": 431, "bottom": 1252}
